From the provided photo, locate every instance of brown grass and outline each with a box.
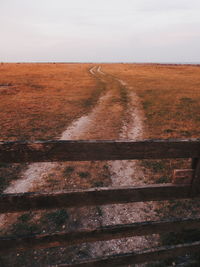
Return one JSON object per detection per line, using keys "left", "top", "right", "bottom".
{"left": 2, "top": 63, "right": 199, "bottom": 141}
{"left": 0, "top": 63, "right": 102, "bottom": 141}
{"left": 102, "top": 63, "right": 200, "bottom": 139}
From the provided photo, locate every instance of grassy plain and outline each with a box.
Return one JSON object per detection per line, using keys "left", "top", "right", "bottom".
{"left": 0, "top": 63, "right": 102, "bottom": 141}
{"left": 1, "top": 63, "right": 199, "bottom": 141}
{"left": 103, "top": 63, "right": 200, "bottom": 139}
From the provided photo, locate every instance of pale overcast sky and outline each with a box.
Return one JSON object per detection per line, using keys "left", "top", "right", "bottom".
{"left": 0, "top": 0, "right": 200, "bottom": 62}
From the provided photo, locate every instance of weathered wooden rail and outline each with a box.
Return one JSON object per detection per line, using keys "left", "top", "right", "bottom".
{"left": 0, "top": 139, "right": 200, "bottom": 266}
{"left": 1, "top": 139, "right": 200, "bottom": 162}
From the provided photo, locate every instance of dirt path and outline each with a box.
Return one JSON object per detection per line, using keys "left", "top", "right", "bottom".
{"left": 3, "top": 91, "right": 112, "bottom": 194}
{"left": 87, "top": 68, "right": 159, "bottom": 260}
{"left": 2, "top": 66, "right": 110, "bottom": 195}
{"left": 1, "top": 66, "right": 159, "bottom": 263}
{"left": 0, "top": 66, "right": 124, "bottom": 229}
{"left": 89, "top": 66, "right": 96, "bottom": 75}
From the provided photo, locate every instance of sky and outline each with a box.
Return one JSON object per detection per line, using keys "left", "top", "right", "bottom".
{"left": 0, "top": 0, "right": 200, "bottom": 62}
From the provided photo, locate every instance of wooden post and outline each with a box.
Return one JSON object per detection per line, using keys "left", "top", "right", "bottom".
{"left": 192, "top": 158, "right": 199, "bottom": 169}
{"left": 191, "top": 158, "right": 200, "bottom": 196}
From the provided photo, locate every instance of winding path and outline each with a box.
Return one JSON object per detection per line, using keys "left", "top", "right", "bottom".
{"left": 1, "top": 66, "right": 159, "bottom": 258}
{"left": 88, "top": 67, "right": 159, "bottom": 258}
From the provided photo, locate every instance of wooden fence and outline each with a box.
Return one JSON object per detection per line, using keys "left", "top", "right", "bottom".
{"left": 0, "top": 139, "right": 200, "bottom": 266}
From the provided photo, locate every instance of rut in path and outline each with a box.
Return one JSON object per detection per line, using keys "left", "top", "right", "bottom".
{"left": 89, "top": 68, "right": 159, "bottom": 259}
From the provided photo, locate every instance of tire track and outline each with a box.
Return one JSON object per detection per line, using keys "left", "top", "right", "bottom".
{"left": 90, "top": 67, "right": 160, "bottom": 260}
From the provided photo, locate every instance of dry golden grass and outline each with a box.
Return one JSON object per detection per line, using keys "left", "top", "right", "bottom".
{"left": 0, "top": 63, "right": 102, "bottom": 141}
{"left": 1, "top": 63, "right": 199, "bottom": 141}
{"left": 103, "top": 63, "right": 200, "bottom": 139}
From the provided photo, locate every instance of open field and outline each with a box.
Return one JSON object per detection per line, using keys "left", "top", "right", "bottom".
{"left": 0, "top": 63, "right": 200, "bottom": 266}
{"left": 0, "top": 63, "right": 102, "bottom": 141}
{"left": 103, "top": 63, "right": 200, "bottom": 139}
{"left": 1, "top": 63, "right": 200, "bottom": 141}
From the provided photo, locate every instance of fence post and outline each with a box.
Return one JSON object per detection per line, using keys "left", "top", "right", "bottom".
{"left": 191, "top": 158, "right": 200, "bottom": 195}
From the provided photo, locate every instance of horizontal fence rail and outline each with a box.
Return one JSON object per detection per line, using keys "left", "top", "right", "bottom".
{"left": 1, "top": 217, "right": 200, "bottom": 253}
{"left": 57, "top": 241, "right": 200, "bottom": 267}
{"left": 0, "top": 139, "right": 200, "bottom": 163}
{"left": 0, "top": 184, "right": 197, "bottom": 213}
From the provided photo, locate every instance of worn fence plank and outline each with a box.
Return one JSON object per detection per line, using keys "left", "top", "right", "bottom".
{"left": 0, "top": 184, "right": 195, "bottom": 213}
{"left": 0, "top": 139, "right": 200, "bottom": 163}
{"left": 1, "top": 217, "right": 200, "bottom": 253}
{"left": 56, "top": 241, "right": 200, "bottom": 266}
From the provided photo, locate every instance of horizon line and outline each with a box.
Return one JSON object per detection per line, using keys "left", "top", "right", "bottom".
{"left": 1, "top": 61, "right": 200, "bottom": 65}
